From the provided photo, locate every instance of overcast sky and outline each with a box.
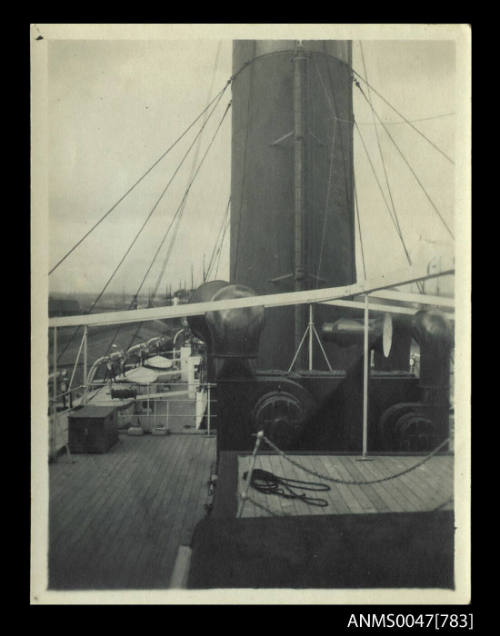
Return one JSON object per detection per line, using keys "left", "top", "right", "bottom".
{"left": 45, "top": 35, "right": 457, "bottom": 298}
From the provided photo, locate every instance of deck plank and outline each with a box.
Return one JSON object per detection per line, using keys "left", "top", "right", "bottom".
{"left": 49, "top": 433, "right": 215, "bottom": 589}
{"left": 382, "top": 456, "right": 453, "bottom": 511}
{"left": 53, "top": 436, "right": 168, "bottom": 588}
{"left": 274, "top": 453, "right": 311, "bottom": 516}
{"left": 178, "top": 436, "right": 216, "bottom": 545}
{"left": 287, "top": 456, "right": 334, "bottom": 515}
{"left": 319, "top": 456, "right": 366, "bottom": 514}
{"left": 335, "top": 457, "right": 381, "bottom": 514}
{"left": 379, "top": 456, "right": 440, "bottom": 509}
{"left": 101, "top": 435, "right": 188, "bottom": 588}
{"left": 351, "top": 456, "right": 411, "bottom": 513}
{"left": 50, "top": 440, "right": 137, "bottom": 563}
{"left": 336, "top": 456, "right": 392, "bottom": 513}
{"left": 314, "top": 455, "right": 353, "bottom": 514}
{"left": 125, "top": 434, "right": 207, "bottom": 588}
{"left": 259, "top": 455, "right": 291, "bottom": 516}
{"left": 372, "top": 457, "right": 430, "bottom": 512}
{"left": 240, "top": 455, "right": 265, "bottom": 516}
{"left": 188, "top": 436, "right": 217, "bottom": 537}
{"left": 158, "top": 437, "right": 216, "bottom": 581}
{"left": 275, "top": 453, "right": 304, "bottom": 516}
{"left": 235, "top": 454, "right": 454, "bottom": 519}
{"left": 121, "top": 434, "right": 194, "bottom": 588}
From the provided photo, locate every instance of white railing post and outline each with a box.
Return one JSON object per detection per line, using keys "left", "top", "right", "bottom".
{"left": 52, "top": 327, "right": 58, "bottom": 450}
{"left": 308, "top": 304, "right": 314, "bottom": 371}
{"left": 82, "top": 325, "right": 88, "bottom": 404}
{"left": 53, "top": 326, "right": 58, "bottom": 409}
{"left": 362, "top": 294, "right": 369, "bottom": 458}
{"left": 207, "top": 384, "right": 211, "bottom": 436}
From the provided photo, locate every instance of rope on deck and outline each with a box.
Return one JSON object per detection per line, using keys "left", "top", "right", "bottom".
{"left": 238, "top": 432, "right": 452, "bottom": 518}
{"left": 258, "top": 434, "right": 451, "bottom": 486}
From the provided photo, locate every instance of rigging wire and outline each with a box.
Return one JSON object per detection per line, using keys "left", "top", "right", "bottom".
{"left": 358, "top": 43, "right": 424, "bottom": 294}
{"left": 58, "top": 88, "right": 229, "bottom": 364}
{"left": 49, "top": 82, "right": 231, "bottom": 276}
{"left": 54, "top": 53, "right": 261, "bottom": 367}
{"left": 213, "top": 214, "right": 230, "bottom": 278}
{"left": 334, "top": 112, "right": 455, "bottom": 126}
{"left": 353, "top": 171, "right": 367, "bottom": 280}
{"left": 359, "top": 43, "right": 402, "bottom": 242}
{"left": 90, "top": 91, "right": 228, "bottom": 311}
{"left": 143, "top": 42, "right": 224, "bottom": 304}
{"left": 54, "top": 48, "right": 456, "bottom": 370}
{"left": 150, "top": 215, "right": 182, "bottom": 299}
{"left": 123, "top": 100, "right": 232, "bottom": 353}
{"left": 208, "top": 202, "right": 231, "bottom": 280}
{"left": 137, "top": 100, "right": 232, "bottom": 300}
{"left": 355, "top": 82, "right": 455, "bottom": 240}
{"left": 144, "top": 42, "right": 224, "bottom": 308}
{"left": 351, "top": 64, "right": 455, "bottom": 166}
{"left": 354, "top": 120, "right": 415, "bottom": 269}
{"left": 205, "top": 196, "right": 231, "bottom": 281}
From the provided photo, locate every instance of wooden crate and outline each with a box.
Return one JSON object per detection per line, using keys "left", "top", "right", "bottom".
{"left": 68, "top": 405, "right": 118, "bottom": 454}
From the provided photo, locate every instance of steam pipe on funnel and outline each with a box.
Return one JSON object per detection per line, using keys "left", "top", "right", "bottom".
{"left": 294, "top": 43, "right": 307, "bottom": 368}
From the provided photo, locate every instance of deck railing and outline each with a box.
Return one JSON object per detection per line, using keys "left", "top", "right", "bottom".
{"left": 47, "top": 264, "right": 456, "bottom": 457}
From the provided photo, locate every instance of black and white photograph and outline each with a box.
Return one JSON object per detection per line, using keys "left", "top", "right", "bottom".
{"left": 30, "top": 24, "right": 471, "bottom": 605}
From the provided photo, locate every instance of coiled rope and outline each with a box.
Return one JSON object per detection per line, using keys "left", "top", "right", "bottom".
{"left": 243, "top": 468, "right": 330, "bottom": 508}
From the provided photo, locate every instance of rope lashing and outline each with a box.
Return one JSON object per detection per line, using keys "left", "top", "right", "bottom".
{"left": 258, "top": 434, "right": 451, "bottom": 486}
{"left": 243, "top": 468, "right": 330, "bottom": 508}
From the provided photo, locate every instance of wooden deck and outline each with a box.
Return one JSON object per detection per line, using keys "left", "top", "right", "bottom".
{"left": 237, "top": 453, "right": 454, "bottom": 518}
{"left": 49, "top": 432, "right": 216, "bottom": 589}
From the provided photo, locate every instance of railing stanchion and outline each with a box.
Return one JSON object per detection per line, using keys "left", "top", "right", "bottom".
{"left": 362, "top": 294, "right": 369, "bottom": 458}
{"left": 82, "top": 325, "right": 88, "bottom": 404}
{"left": 237, "top": 430, "right": 264, "bottom": 518}
{"left": 207, "top": 384, "right": 211, "bottom": 436}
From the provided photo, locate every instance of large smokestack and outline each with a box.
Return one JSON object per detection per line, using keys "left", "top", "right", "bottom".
{"left": 230, "top": 40, "right": 356, "bottom": 370}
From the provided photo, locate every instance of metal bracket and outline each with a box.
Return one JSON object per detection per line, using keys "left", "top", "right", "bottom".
{"left": 269, "top": 272, "right": 294, "bottom": 284}
{"left": 269, "top": 130, "right": 293, "bottom": 147}
{"left": 270, "top": 129, "right": 326, "bottom": 148}
{"left": 270, "top": 272, "right": 329, "bottom": 286}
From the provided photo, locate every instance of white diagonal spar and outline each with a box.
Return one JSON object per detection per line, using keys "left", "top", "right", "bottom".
{"left": 49, "top": 264, "right": 454, "bottom": 329}
{"left": 367, "top": 289, "right": 455, "bottom": 308}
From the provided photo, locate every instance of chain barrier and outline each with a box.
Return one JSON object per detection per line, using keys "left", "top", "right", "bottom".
{"left": 258, "top": 434, "right": 451, "bottom": 486}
